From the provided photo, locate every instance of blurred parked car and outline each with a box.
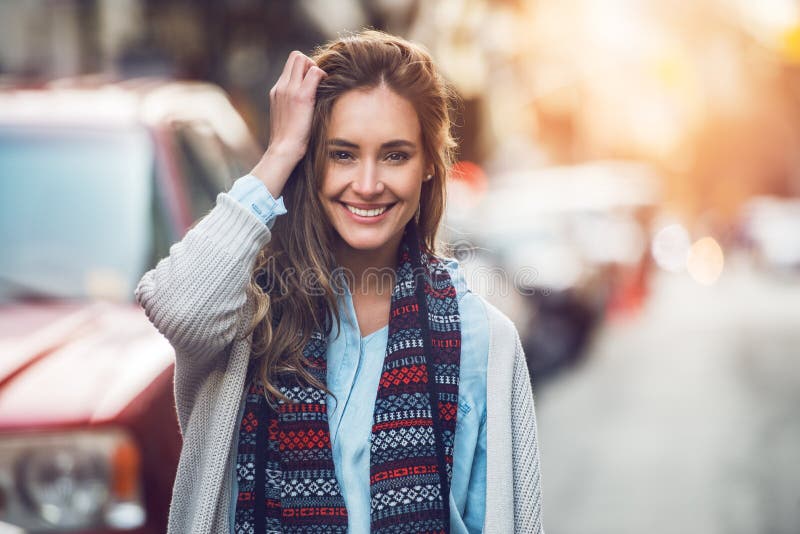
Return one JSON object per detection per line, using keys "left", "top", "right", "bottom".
{"left": 447, "top": 161, "right": 661, "bottom": 380}
{"left": 0, "top": 77, "right": 261, "bottom": 533}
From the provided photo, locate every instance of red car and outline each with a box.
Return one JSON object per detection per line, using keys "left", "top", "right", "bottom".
{"left": 0, "top": 78, "right": 261, "bottom": 533}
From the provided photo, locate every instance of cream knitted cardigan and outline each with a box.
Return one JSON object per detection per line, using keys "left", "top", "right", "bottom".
{"left": 134, "top": 192, "right": 544, "bottom": 533}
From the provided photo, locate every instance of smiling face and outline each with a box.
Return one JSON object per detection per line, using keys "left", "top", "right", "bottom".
{"left": 318, "top": 85, "right": 432, "bottom": 261}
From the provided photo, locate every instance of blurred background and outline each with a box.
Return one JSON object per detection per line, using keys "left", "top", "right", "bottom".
{"left": 1, "top": 0, "right": 799, "bottom": 533}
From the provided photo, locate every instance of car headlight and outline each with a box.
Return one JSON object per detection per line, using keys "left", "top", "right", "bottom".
{"left": 17, "top": 445, "right": 110, "bottom": 527}
{"left": 0, "top": 428, "right": 145, "bottom": 532}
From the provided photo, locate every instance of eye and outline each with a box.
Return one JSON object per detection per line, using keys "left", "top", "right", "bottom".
{"left": 329, "top": 150, "right": 353, "bottom": 162}
{"left": 385, "top": 151, "right": 409, "bottom": 162}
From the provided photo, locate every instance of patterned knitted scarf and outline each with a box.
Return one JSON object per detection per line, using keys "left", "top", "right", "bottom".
{"left": 234, "top": 220, "right": 462, "bottom": 533}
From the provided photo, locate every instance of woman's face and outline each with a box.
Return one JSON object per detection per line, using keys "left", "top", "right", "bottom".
{"left": 318, "top": 84, "right": 430, "bottom": 257}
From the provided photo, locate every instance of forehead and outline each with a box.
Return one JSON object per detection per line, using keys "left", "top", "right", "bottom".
{"left": 327, "top": 86, "right": 421, "bottom": 143}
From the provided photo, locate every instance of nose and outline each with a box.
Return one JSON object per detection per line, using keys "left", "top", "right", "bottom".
{"left": 351, "top": 160, "right": 384, "bottom": 197}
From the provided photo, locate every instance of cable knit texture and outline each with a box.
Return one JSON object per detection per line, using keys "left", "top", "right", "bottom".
{"left": 134, "top": 190, "right": 545, "bottom": 534}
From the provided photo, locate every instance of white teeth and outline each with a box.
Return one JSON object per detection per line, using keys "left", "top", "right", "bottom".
{"left": 345, "top": 204, "right": 389, "bottom": 217}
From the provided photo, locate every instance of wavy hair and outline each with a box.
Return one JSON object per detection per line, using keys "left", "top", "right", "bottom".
{"left": 242, "top": 28, "right": 460, "bottom": 406}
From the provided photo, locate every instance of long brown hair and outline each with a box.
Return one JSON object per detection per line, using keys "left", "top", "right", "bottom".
{"left": 242, "top": 28, "right": 460, "bottom": 406}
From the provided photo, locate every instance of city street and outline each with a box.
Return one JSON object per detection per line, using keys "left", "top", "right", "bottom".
{"left": 535, "top": 253, "right": 800, "bottom": 534}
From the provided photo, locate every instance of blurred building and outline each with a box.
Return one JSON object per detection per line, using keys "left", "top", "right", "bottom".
{"left": 3, "top": 0, "right": 800, "bottom": 231}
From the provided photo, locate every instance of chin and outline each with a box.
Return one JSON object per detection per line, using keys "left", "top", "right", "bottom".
{"left": 333, "top": 216, "right": 412, "bottom": 252}
{"left": 335, "top": 230, "right": 394, "bottom": 251}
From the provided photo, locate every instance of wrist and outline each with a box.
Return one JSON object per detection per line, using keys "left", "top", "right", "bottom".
{"left": 250, "top": 150, "right": 300, "bottom": 198}
{"left": 265, "top": 142, "right": 305, "bottom": 167}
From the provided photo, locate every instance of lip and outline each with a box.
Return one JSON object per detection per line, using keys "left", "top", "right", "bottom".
{"left": 339, "top": 201, "right": 396, "bottom": 223}
{"left": 340, "top": 201, "right": 396, "bottom": 209}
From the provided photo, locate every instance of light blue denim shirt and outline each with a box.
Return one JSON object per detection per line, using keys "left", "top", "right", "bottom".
{"left": 226, "top": 174, "right": 488, "bottom": 533}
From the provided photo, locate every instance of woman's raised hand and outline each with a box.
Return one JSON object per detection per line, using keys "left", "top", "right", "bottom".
{"left": 250, "top": 51, "right": 327, "bottom": 198}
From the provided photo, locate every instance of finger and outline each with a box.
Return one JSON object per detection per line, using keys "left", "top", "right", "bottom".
{"left": 289, "top": 53, "right": 311, "bottom": 89}
{"left": 300, "top": 66, "right": 327, "bottom": 95}
{"left": 278, "top": 51, "right": 300, "bottom": 86}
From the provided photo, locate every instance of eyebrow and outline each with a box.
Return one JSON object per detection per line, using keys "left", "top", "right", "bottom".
{"left": 327, "top": 138, "right": 417, "bottom": 149}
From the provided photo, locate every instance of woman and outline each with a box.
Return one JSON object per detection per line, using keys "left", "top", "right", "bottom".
{"left": 135, "top": 29, "right": 543, "bottom": 534}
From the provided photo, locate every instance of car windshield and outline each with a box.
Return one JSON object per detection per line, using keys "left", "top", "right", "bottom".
{"left": 0, "top": 125, "right": 155, "bottom": 303}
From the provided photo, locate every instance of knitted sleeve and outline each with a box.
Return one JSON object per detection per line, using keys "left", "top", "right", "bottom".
{"left": 511, "top": 330, "right": 545, "bottom": 533}
{"left": 134, "top": 192, "right": 273, "bottom": 428}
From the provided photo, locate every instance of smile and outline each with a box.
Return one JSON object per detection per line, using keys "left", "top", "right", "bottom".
{"left": 340, "top": 201, "right": 397, "bottom": 221}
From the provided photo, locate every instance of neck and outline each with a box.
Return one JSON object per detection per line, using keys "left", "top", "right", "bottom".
{"left": 334, "top": 232, "right": 403, "bottom": 298}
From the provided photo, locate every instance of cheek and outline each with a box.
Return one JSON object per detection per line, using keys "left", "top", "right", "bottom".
{"left": 320, "top": 167, "right": 346, "bottom": 196}
{"left": 317, "top": 181, "right": 329, "bottom": 202}
{"left": 398, "top": 178, "right": 423, "bottom": 203}
{"left": 409, "top": 188, "right": 423, "bottom": 206}
{"left": 316, "top": 183, "right": 336, "bottom": 217}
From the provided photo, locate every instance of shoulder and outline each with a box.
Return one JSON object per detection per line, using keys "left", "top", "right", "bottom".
{"left": 438, "top": 254, "right": 488, "bottom": 345}
{"left": 439, "top": 256, "right": 490, "bottom": 423}
{"left": 437, "top": 255, "right": 470, "bottom": 305}
{"left": 477, "top": 295, "right": 522, "bottom": 374}
{"left": 439, "top": 256, "right": 521, "bottom": 370}
{"left": 438, "top": 255, "right": 519, "bottom": 345}
{"left": 480, "top": 296, "right": 520, "bottom": 347}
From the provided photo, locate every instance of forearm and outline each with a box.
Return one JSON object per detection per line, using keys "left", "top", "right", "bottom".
{"left": 134, "top": 190, "right": 275, "bottom": 369}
